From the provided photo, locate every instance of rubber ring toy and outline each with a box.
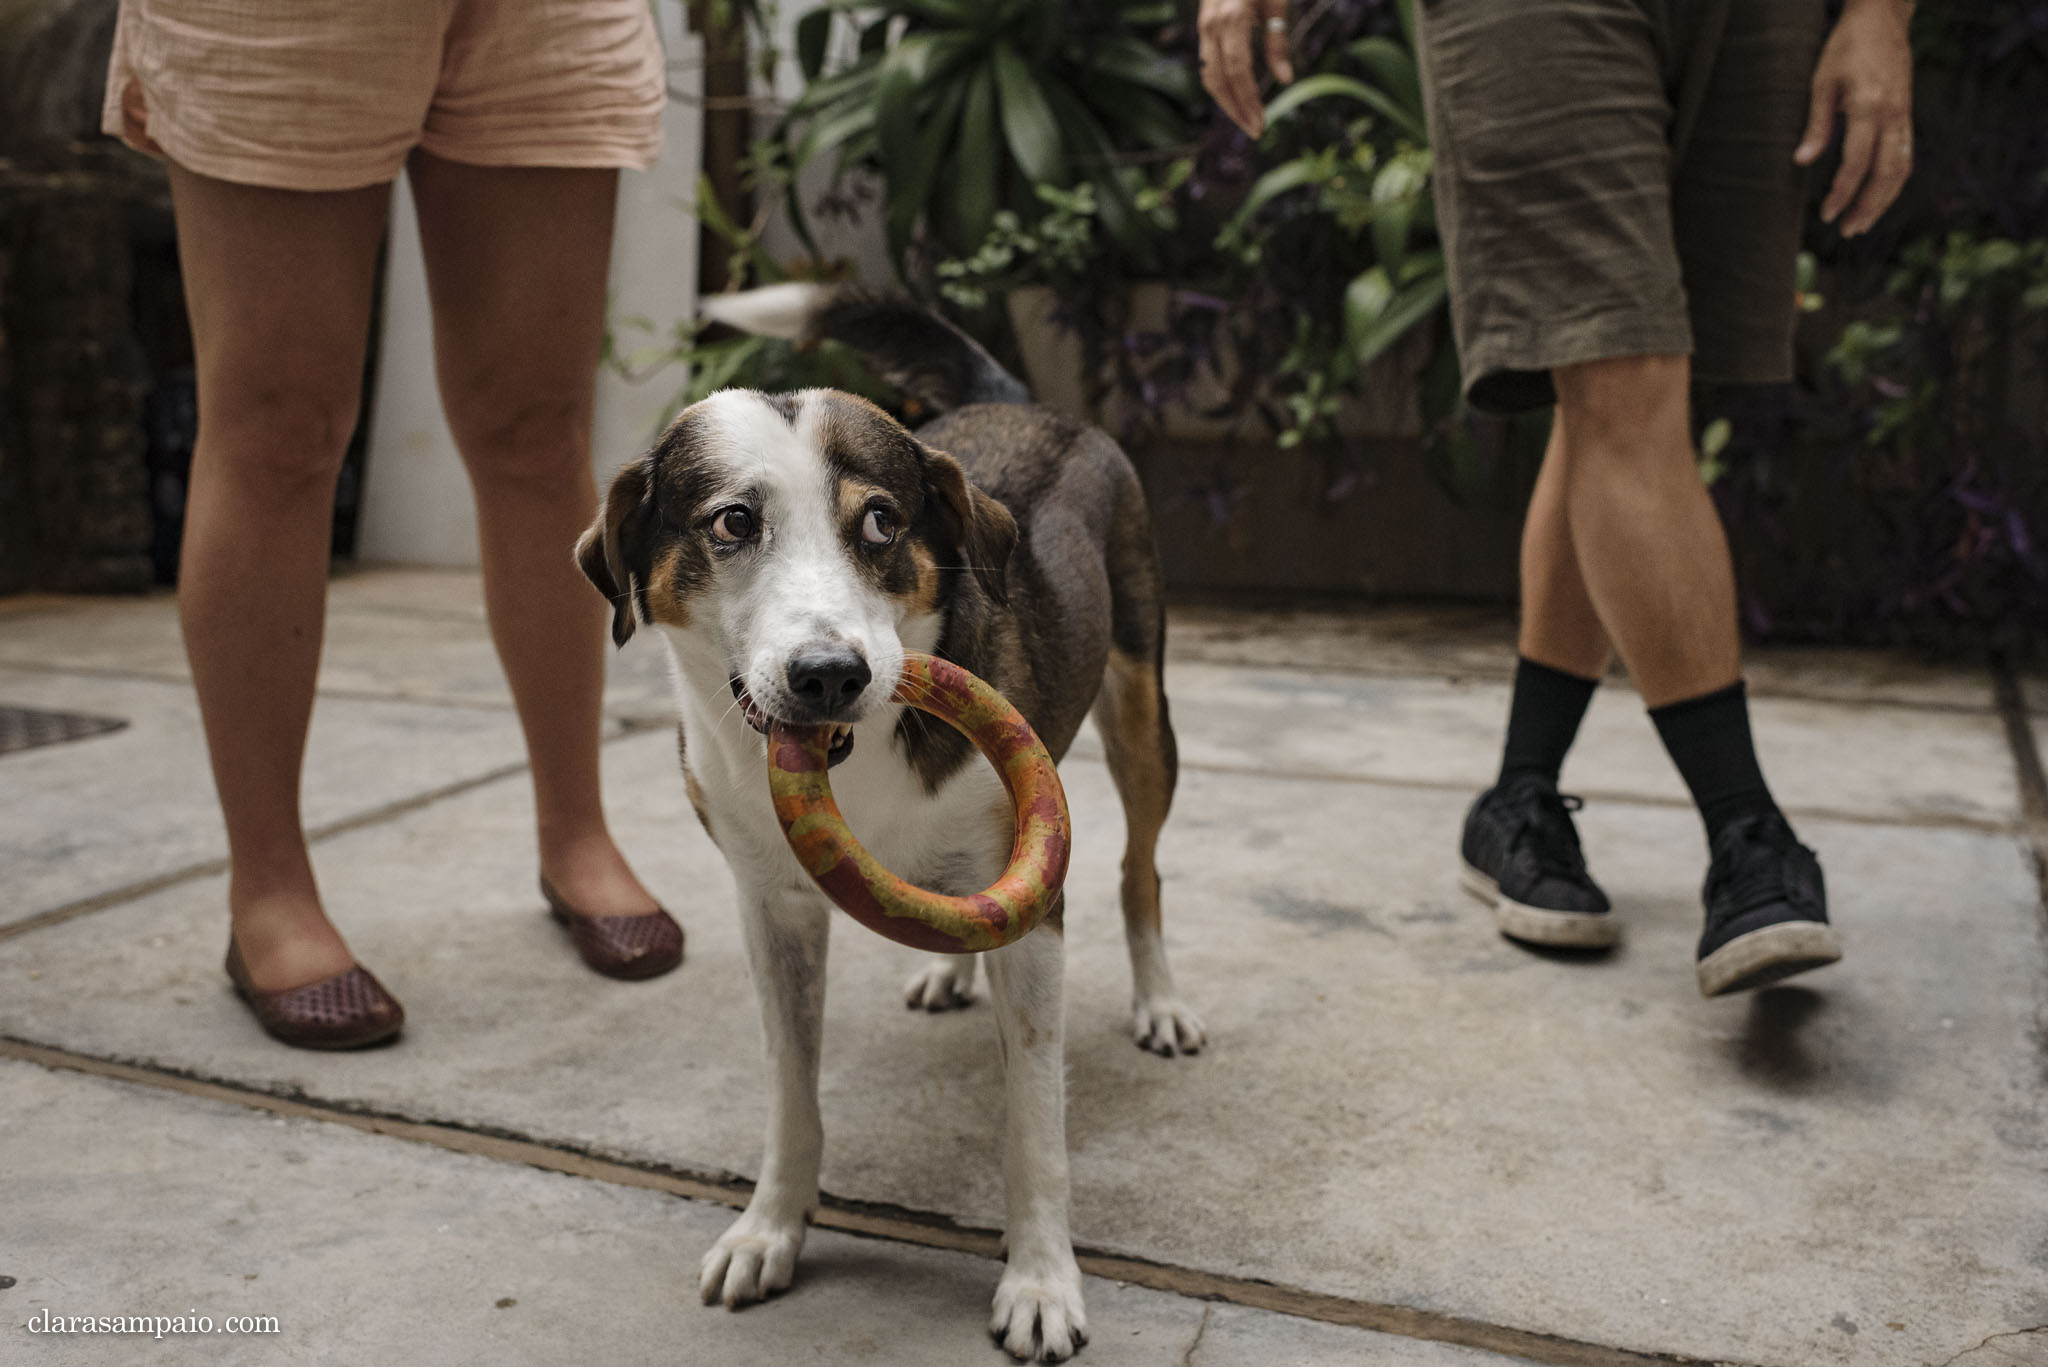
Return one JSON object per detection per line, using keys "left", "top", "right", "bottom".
{"left": 767, "top": 651, "right": 1071, "bottom": 954}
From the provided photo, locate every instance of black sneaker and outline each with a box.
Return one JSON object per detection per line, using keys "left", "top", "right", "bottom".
{"left": 1459, "top": 774, "right": 1617, "bottom": 948}
{"left": 1695, "top": 811, "right": 1840, "bottom": 996}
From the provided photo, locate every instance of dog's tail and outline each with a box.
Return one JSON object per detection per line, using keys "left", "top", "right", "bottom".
{"left": 697, "top": 283, "right": 1033, "bottom": 413}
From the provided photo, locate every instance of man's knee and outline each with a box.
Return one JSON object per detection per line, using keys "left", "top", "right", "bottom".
{"left": 1553, "top": 353, "right": 1691, "bottom": 460}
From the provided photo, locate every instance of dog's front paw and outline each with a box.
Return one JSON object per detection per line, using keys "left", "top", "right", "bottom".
{"left": 904, "top": 955, "right": 976, "bottom": 1011}
{"left": 1132, "top": 996, "right": 1207, "bottom": 1057}
{"left": 699, "top": 1210, "right": 806, "bottom": 1308}
{"left": 991, "top": 1258, "right": 1087, "bottom": 1362}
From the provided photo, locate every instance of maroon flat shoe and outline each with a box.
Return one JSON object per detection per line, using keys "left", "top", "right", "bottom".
{"left": 224, "top": 940, "right": 404, "bottom": 1050}
{"left": 541, "top": 877, "right": 684, "bottom": 981}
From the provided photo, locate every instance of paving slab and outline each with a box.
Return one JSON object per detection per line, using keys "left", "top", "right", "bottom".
{"left": 1, "top": 726, "right": 2041, "bottom": 1366}
{"left": 0, "top": 590, "right": 676, "bottom": 720}
{"left": 0, "top": 667, "right": 531, "bottom": 928}
{"left": 4, "top": 1060, "right": 1536, "bottom": 1366}
{"left": 1165, "top": 603, "right": 2001, "bottom": 711}
{"left": 2020, "top": 666, "right": 2047, "bottom": 715}
{"left": 1084, "top": 660, "right": 2021, "bottom": 829}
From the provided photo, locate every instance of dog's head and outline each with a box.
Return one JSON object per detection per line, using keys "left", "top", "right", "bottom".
{"left": 576, "top": 389, "right": 1016, "bottom": 733}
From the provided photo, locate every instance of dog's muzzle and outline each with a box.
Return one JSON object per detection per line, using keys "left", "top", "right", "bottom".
{"left": 730, "top": 676, "right": 856, "bottom": 767}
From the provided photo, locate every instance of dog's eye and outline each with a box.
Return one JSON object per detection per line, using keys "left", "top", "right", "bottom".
{"left": 709, "top": 506, "right": 757, "bottom": 544}
{"left": 860, "top": 507, "right": 896, "bottom": 547}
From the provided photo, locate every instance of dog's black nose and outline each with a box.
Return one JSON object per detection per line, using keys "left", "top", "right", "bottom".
{"left": 787, "top": 650, "right": 871, "bottom": 712}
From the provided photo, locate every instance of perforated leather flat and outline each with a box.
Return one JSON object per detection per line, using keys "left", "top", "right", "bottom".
{"left": 541, "top": 877, "right": 684, "bottom": 981}
{"left": 225, "top": 940, "right": 404, "bottom": 1050}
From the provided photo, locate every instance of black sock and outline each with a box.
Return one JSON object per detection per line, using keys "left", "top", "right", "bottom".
{"left": 1498, "top": 656, "right": 1600, "bottom": 786}
{"left": 1649, "top": 681, "right": 1781, "bottom": 840}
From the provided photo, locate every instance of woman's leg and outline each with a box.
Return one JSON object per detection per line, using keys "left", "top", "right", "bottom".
{"left": 405, "top": 151, "right": 657, "bottom": 916}
{"left": 168, "top": 165, "right": 392, "bottom": 992}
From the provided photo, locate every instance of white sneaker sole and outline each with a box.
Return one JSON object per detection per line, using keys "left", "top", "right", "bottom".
{"left": 1695, "top": 920, "right": 1842, "bottom": 997}
{"left": 1460, "top": 862, "right": 1619, "bottom": 949}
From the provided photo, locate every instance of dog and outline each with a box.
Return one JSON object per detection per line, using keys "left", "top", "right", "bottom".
{"left": 576, "top": 285, "right": 1204, "bottom": 1361}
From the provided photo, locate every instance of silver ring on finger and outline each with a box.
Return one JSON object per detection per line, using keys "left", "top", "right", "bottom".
{"left": 1266, "top": 16, "right": 1287, "bottom": 32}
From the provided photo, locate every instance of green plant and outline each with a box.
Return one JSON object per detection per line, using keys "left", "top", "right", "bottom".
{"left": 775, "top": 0, "right": 1200, "bottom": 269}
{"left": 604, "top": 174, "right": 899, "bottom": 427}
{"left": 1699, "top": 1, "right": 2048, "bottom": 657}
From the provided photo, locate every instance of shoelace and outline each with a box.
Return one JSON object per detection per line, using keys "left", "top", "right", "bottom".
{"left": 1503, "top": 782, "right": 1591, "bottom": 881}
{"left": 1708, "top": 815, "right": 1818, "bottom": 914}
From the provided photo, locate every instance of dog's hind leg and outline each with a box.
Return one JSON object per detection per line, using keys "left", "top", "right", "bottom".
{"left": 984, "top": 909, "right": 1086, "bottom": 1361}
{"left": 701, "top": 888, "right": 830, "bottom": 1308}
{"left": 1092, "top": 644, "right": 1206, "bottom": 1057}
{"left": 904, "top": 952, "right": 977, "bottom": 1010}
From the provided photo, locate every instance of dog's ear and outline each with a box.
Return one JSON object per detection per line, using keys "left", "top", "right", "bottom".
{"left": 577, "top": 457, "right": 659, "bottom": 648}
{"left": 922, "top": 445, "right": 1018, "bottom": 606}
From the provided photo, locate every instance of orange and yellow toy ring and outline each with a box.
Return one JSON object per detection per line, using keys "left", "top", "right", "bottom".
{"left": 766, "top": 652, "right": 1071, "bottom": 954}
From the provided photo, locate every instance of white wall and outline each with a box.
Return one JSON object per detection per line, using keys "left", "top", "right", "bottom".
{"left": 355, "top": 2, "right": 705, "bottom": 566}
{"left": 752, "top": 0, "right": 892, "bottom": 288}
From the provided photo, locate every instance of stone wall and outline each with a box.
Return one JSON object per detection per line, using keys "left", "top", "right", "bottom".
{"left": 0, "top": 0, "right": 163, "bottom": 593}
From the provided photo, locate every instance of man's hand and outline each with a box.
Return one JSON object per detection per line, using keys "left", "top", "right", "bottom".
{"left": 1795, "top": 0, "right": 1914, "bottom": 237}
{"left": 1198, "top": 0, "right": 1293, "bottom": 137}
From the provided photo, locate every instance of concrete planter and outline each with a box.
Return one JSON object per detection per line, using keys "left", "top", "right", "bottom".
{"left": 1005, "top": 283, "right": 1524, "bottom": 601}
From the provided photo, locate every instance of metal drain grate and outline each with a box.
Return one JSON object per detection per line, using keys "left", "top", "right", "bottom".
{"left": 0, "top": 706, "right": 129, "bottom": 756}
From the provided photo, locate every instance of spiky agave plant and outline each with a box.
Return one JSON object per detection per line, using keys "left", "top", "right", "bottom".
{"left": 777, "top": 0, "right": 1201, "bottom": 269}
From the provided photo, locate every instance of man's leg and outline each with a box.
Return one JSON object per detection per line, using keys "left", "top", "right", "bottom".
{"left": 169, "top": 165, "right": 392, "bottom": 994}
{"left": 1498, "top": 418, "right": 1608, "bottom": 788}
{"left": 1553, "top": 351, "right": 1778, "bottom": 835}
{"left": 1519, "top": 417, "right": 1611, "bottom": 682}
{"left": 1554, "top": 352, "right": 1837, "bottom": 994}
{"left": 1460, "top": 418, "right": 1617, "bottom": 950}
{"left": 1550, "top": 355, "right": 1738, "bottom": 705}
{"left": 405, "top": 152, "right": 658, "bottom": 919}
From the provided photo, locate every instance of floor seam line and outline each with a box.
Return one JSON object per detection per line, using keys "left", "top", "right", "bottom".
{"left": 0, "top": 1035, "right": 1750, "bottom": 1367}
{"left": 1991, "top": 665, "right": 2048, "bottom": 918}
{"left": 0, "top": 655, "right": 533, "bottom": 714}
{"left": 0, "top": 723, "right": 678, "bottom": 945}
{"left": 1160, "top": 653, "right": 2014, "bottom": 718}
{"left": 4, "top": 648, "right": 2024, "bottom": 722}
{"left": 1159, "top": 758, "right": 2019, "bottom": 835}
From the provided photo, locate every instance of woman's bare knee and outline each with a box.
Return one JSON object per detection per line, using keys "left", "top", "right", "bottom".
{"left": 199, "top": 382, "right": 360, "bottom": 501}
{"left": 447, "top": 388, "right": 592, "bottom": 490}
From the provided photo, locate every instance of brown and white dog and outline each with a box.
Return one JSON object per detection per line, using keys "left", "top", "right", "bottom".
{"left": 576, "top": 286, "right": 1202, "bottom": 1361}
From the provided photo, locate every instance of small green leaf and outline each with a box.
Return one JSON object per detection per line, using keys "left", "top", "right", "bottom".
{"left": 1699, "top": 417, "right": 1732, "bottom": 459}
{"left": 1347, "top": 270, "right": 1447, "bottom": 369}
{"left": 1795, "top": 250, "right": 1818, "bottom": 295}
{"left": 796, "top": 7, "right": 832, "bottom": 81}
{"left": 1264, "top": 73, "right": 1428, "bottom": 143}
{"left": 992, "top": 42, "right": 1070, "bottom": 187}
{"left": 1224, "top": 158, "right": 1322, "bottom": 232}
{"left": 1088, "top": 35, "right": 1202, "bottom": 104}
{"left": 1344, "top": 37, "right": 1424, "bottom": 123}
{"left": 1075, "top": 81, "right": 1188, "bottom": 152}
{"left": 1371, "top": 200, "right": 1413, "bottom": 274}
{"left": 955, "top": 61, "right": 1001, "bottom": 256}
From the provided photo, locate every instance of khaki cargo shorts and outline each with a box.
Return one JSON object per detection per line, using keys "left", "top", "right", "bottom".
{"left": 103, "top": 0, "right": 667, "bottom": 192}
{"left": 1415, "top": 0, "right": 1829, "bottom": 413}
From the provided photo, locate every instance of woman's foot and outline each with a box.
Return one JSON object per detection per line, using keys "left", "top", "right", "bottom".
{"left": 539, "top": 829, "right": 662, "bottom": 917}
{"left": 225, "top": 889, "right": 403, "bottom": 1049}
{"left": 540, "top": 831, "right": 682, "bottom": 980}
{"left": 229, "top": 887, "right": 357, "bottom": 993}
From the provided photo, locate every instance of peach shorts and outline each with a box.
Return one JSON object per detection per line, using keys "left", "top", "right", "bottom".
{"left": 102, "top": 0, "right": 667, "bottom": 192}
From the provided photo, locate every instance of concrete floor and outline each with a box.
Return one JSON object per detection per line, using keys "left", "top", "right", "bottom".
{"left": 2, "top": 568, "right": 2045, "bottom": 1367}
